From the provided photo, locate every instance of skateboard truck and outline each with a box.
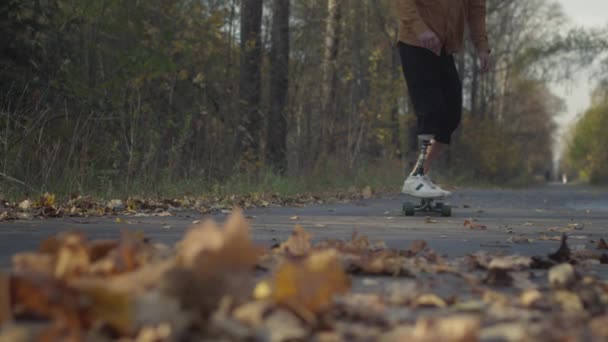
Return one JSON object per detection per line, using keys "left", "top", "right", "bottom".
{"left": 402, "top": 135, "right": 452, "bottom": 217}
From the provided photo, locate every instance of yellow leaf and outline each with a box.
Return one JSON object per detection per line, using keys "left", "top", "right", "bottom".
{"left": 271, "top": 249, "right": 350, "bottom": 315}
{"left": 81, "top": 286, "right": 133, "bottom": 334}
{"left": 41, "top": 192, "right": 55, "bottom": 207}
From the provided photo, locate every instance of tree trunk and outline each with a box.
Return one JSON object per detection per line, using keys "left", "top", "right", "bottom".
{"left": 267, "top": 0, "right": 290, "bottom": 174}
{"left": 321, "top": 0, "right": 343, "bottom": 154}
{"left": 390, "top": 44, "right": 402, "bottom": 159}
{"left": 238, "top": 0, "right": 264, "bottom": 168}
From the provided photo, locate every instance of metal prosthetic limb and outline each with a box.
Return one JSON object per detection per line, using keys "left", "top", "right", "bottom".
{"left": 402, "top": 134, "right": 452, "bottom": 217}
{"left": 412, "top": 134, "right": 434, "bottom": 176}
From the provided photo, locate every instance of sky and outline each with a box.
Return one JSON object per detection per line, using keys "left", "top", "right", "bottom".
{"left": 550, "top": 0, "right": 607, "bottom": 168}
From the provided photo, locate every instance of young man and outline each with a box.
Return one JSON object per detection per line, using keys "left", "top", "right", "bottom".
{"left": 396, "top": 0, "right": 491, "bottom": 198}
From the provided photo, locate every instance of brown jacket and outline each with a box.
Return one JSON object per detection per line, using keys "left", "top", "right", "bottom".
{"left": 395, "top": 0, "right": 490, "bottom": 54}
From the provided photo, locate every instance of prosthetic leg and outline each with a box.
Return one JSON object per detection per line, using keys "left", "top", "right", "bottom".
{"left": 402, "top": 135, "right": 452, "bottom": 217}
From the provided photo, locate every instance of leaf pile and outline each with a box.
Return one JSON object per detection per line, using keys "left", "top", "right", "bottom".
{"left": 2, "top": 214, "right": 608, "bottom": 341}
{"left": 0, "top": 188, "right": 377, "bottom": 221}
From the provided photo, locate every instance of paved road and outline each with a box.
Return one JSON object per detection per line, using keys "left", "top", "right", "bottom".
{"left": 1, "top": 183, "right": 607, "bottom": 270}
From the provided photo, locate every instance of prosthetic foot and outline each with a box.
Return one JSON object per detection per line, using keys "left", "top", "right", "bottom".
{"left": 402, "top": 135, "right": 452, "bottom": 217}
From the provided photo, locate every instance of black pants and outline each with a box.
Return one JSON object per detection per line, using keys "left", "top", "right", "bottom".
{"left": 398, "top": 42, "right": 462, "bottom": 144}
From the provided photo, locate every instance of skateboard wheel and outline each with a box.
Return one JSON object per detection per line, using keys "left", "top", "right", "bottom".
{"left": 403, "top": 202, "right": 415, "bottom": 216}
{"left": 441, "top": 204, "right": 452, "bottom": 217}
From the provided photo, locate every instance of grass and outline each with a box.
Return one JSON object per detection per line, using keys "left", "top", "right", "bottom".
{"left": 1, "top": 157, "right": 554, "bottom": 202}
{"left": 0, "top": 159, "right": 407, "bottom": 202}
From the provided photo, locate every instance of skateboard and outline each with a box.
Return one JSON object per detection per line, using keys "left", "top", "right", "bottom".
{"left": 402, "top": 196, "right": 452, "bottom": 217}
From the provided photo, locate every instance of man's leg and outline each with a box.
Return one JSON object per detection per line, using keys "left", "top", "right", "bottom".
{"left": 398, "top": 42, "right": 449, "bottom": 197}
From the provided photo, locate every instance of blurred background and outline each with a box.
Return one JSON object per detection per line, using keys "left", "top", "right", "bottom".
{"left": 1, "top": 0, "right": 607, "bottom": 198}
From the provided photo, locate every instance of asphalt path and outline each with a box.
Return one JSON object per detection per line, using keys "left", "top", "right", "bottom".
{"left": 2, "top": 183, "right": 607, "bottom": 271}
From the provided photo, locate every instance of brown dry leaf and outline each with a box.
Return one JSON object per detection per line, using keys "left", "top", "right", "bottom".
{"left": 268, "top": 249, "right": 350, "bottom": 317}
{"left": 483, "top": 268, "right": 513, "bottom": 286}
{"left": 278, "top": 225, "right": 312, "bottom": 257}
{"left": 413, "top": 294, "right": 447, "bottom": 308}
{"left": 597, "top": 239, "right": 608, "bottom": 250}
{"left": 71, "top": 258, "right": 176, "bottom": 295}
{"left": 166, "top": 210, "right": 261, "bottom": 319}
{"left": 0, "top": 273, "right": 10, "bottom": 324}
{"left": 386, "top": 315, "right": 480, "bottom": 342}
{"left": 177, "top": 211, "right": 251, "bottom": 266}
{"left": 335, "top": 294, "right": 385, "bottom": 321}
{"left": 548, "top": 234, "right": 570, "bottom": 263}
{"left": 553, "top": 290, "right": 584, "bottom": 313}
{"left": 464, "top": 219, "right": 487, "bottom": 230}
{"left": 488, "top": 256, "right": 532, "bottom": 271}
{"left": 0, "top": 210, "right": 12, "bottom": 222}
{"left": 538, "top": 234, "right": 562, "bottom": 241}
{"left": 233, "top": 300, "right": 273, "bottom": 327}
{"left": 54, "top": 232, "right": 91, "bottom": 279}
{"left": 10, "top": 273, "right": 89, "bottom": 337}
{"left": 12, "top": 253, "right": 54, "bottom": 275}
{"left": 407, "top": 240, "right": 427, "bottom": 256}
{"left": 263, "top": 309, "right": 309, "bottom": 342}
{"left": 424, "top": 217, "right": 438, "bottom": 224}
{"left": 520, "top": 289, "right": 543, "bottom": 308}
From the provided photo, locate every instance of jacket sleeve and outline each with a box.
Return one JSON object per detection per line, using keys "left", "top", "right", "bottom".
{"left": 467, "top": 0, "right": 490, "bottom": 52}
{"left": 395, "top": 0, "right": 430, "bottom": 36}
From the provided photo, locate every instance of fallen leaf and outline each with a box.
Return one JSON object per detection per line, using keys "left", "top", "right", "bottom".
{"left": 0, "top": 273, "right": 10, "bottom": 324}
{"left": 18, "top": 199, "right": 32, "bottom": 211}
{"left": 568, "top": 223, "right": 584, "bottom": 230}
{"left": 268, "top": 249, "right": 351, "bottom": 317}
{"left": 389, "top": 315, "right": 480, "bottom": 342}
{"left": 553, "top": 290, "right": 584, "bottom": 313}
{"left": 233, "top": 300, "right": 273, "bottom": 327}
{"left": 538, "top": 234, "right": 562, "bottom": 241}
{"left": 548, "top": 234, "right": 570, "bottom": 263}
{"left": 520, "top": 289, "right": 543, "bottom": 307}
{"left": 407, "top": 240, "right": 427, "bottom": 256}
{"left": 278, "top": 225, "right": 312, "bottom": 257}
{"left": 263, "top": 309, "right": 308, "bottom": 341}
{"left": 425, "top": 217, "right": 438, "bottom": 224}
{"left": 548, "top": 263, "right": 577, "bottom": 289}
{"left": 413, "top": 294, "right": 447, "bottom": 308}
{"left": 483, "top": 268, "right": 513, "bottom": 286}
{"left": 464, "top": 219, "right": 487, "bottom": 230}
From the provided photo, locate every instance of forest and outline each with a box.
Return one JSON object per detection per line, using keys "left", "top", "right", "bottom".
{"left": 1, "top": 0, "right": 608, "bottom": 198}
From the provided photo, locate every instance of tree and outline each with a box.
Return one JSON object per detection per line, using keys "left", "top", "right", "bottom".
{"left": 321, "top": 0, "right": 343, "bottom": 154}
{"left": 267, "top": 0, "right": 290, "bottom": 174}
{"left": 238, "top": 0, "right": 264, "bottom": 169}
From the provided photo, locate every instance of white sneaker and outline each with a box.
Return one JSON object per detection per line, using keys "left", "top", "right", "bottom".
{"left": 421, "top": 175, "right": 451, "bottom": 197}
{"left": 402, "top": 174, "right": 446, "bottom": 198}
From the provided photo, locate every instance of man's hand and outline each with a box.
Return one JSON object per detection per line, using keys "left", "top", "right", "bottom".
{"left": 418, "top": 30, "right": 441, "bottom": 54}
{"left": 478, "top": 51, "right": 492, "bottom": 73}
